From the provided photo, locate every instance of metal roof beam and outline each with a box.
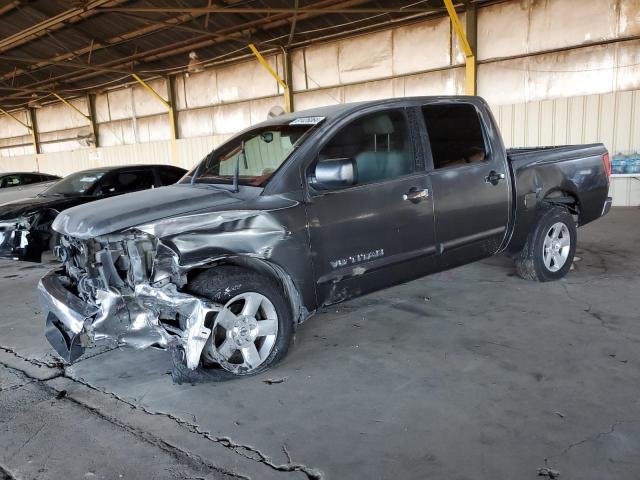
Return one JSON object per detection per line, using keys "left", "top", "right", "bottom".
{"left": 0, "top": 0, "right": 117, "bottom": 53}
{"left": 99, "top": 6, "right": 444, "bottom": 15}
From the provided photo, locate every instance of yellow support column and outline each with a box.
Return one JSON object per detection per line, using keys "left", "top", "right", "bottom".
{"left": 131, "top": 73, "right": 179, "bottom": 165}
{"left": 443, "top": 0, "right": 476, "bottom": 95}
{"left": 248, "top": 43, "right": 292, "bottom": 113}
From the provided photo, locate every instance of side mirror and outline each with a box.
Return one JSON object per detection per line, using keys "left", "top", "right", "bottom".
{"left": 309, "top": 158, "right": 357, "bottom": 190}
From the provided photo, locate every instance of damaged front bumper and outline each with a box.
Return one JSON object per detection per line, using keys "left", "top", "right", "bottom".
{"left": 38, "top": 270, "right": 221, "bottom": 368}
{"left": 0, "top": 226, "right": 33, "bottom": 260}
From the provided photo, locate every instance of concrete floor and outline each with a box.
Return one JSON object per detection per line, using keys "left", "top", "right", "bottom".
{"left": 0, "top": 207, "right": 639, "bottom": 480}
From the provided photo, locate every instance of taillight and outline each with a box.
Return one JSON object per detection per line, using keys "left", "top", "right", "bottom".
{"left": 602, "top": 152, "right": 611, "bottom": 181}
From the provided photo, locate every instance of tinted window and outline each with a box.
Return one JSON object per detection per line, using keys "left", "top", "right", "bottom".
{"left": 43, "top": 170, "right": 107, "bottom": 196}
{"left": 22, "top": 174, "right": 42, "bottom": 185}
{"left": 158, "top": 167, "right": 184, "bottom": 186}
{"left": 0, "top": 175, "right": 22, "bottom": 188}
{"left": 318, "top": 109, "right": 413, "bottom": 185}
{"left": 40, "top": 174, "right": 59, "bottom": 181}
{"left": 104, "top": 170, "right": 155, "bottom": 194}
{"left": 422, "top": 103, "right": 488, "bottom": 170}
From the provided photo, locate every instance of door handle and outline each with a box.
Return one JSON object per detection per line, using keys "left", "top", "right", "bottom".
{"left": 403, "top": 188, "right": 429, "bottom": 203}
{"left": 485, "top": 171, "right": 505, "bottom": 185}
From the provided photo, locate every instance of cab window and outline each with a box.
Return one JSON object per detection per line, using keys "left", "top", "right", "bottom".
{"left": 318, "top": 109, "right": 414, "bottom": 185}
{"left": 422, "top": 103, "right": 488, "bottom": 170}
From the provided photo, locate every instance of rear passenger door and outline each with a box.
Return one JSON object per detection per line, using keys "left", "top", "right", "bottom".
{"left": 422, "top": 102, "right": 510, "bottom": 267}
{"left": 306, "top": 107, "right": 436, "bottom": 305}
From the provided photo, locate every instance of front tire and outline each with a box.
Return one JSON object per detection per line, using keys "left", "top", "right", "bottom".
{"left": 515, "top": 204, "right": 577, "bottom": 282}
{"left": 186, "top": 266, "right": 293, "bottom": 376}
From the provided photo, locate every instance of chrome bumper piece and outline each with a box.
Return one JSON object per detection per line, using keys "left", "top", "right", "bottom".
{"left": 38, "top": 270, "right": 219, "bottom": 368}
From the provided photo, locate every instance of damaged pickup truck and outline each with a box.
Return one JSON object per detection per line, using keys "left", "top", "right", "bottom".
{"left": 38, "top": 97, "right": 612, "bottom": 378}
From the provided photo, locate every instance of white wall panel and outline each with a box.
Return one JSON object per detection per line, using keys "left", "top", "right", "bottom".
{"left": 178, "top": 107, "right": 215, "bottom": 139}
{"left": 250, "top": 96, "right": 284, "bottom": 125}
{"left": 216, "top": 56, "right": 280, "bottom": 103}
{"left": 300, "top": 42, "right": 340, "bottom": 89}
{"left": 106, "top": 87, "right": 134, "bottom": 121}
{"left": 98, "top": 119, "right": 135, "bottom": 147}
{"left": 616, "top": 40, "right": 640, "bottom": 92}
{"left": 0, "top": 110, "right": 30, "bottom": 137}
{"left": 184, "top": 69, "right": 219, "bottom": 108}
{"left": 392, "top": 17, "right": 451, "bottom": 74}
{"left": 478, "top": 58, "right": 529, "bottom": 105}
{"left": 528, "top": 0, "right": 618, "bottom": 52}
{"left": 294, "top": 88, "right": 344, "bottom": 111}
{"left": 620, "top": 1, "right": 640, "bottom": 36}
{"left": 36, "top": 98, "right": 89, "bottom": 133}
{"left": 212, "top": 102, "right": 252, "bottom": 135}
{"left": 132, "top": 78, "right": 169, "bottom": 117}
{"left": 94, "top": 92, "right": 111, "bottom": 123}
{"left": 338, "top": 31, "right": 393, "bottom": 84}
{"left": 403, "top": 68, "right": 465, "bottom": 96}
{"left": 343, "top": 79, "right": 393, "bottom": 103}
{"left": 478, "top": 1, "right": 529, "bottom": 60}
{"left": 137, "top": 114, "right": 171, "bottom": 143}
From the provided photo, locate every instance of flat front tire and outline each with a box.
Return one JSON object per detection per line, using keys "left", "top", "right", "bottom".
{"left": 515, "top": 204, "right": 577, "bottom": 282}
{"left": 185, "top": 266, "right": 293, "bottom": 376}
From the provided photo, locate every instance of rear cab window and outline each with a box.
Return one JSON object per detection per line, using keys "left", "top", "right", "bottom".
{"left": 422, "top": 103, "right": 489, "bottom": 170}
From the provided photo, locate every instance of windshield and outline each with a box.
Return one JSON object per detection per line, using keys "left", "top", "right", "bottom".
{"left": 181, "top": 124, "right": 314, "bottom": 187}
{"left": 41, "top": 170, "right": 107, "bottom": 196}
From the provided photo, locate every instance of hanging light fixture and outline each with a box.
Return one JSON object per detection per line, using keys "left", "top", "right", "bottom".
{"left": 187, "top": 51, "right": 204, "bottom": 75}
{"left": 28, "top": 93, "right": 42, "bottom": 109}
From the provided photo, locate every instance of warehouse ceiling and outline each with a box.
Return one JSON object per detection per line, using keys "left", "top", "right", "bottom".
{"left": 0, "top": 0, "right": 492, "bottom": 110}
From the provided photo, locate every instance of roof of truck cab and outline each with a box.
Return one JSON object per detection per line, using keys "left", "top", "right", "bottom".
{"left": 259, "top": 96, "right": 485, "bottom": 127}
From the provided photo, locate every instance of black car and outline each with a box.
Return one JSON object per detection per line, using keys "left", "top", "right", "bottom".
{"left": 0, "top": 164, "right": 186, "bottom": 262}
{"left": 0, "top": 172, "right": 60, "bottom": 189}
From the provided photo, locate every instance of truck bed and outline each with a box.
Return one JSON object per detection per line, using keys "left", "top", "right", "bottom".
{"left": 504, "top": 143, "right": 610, "bottom": 255}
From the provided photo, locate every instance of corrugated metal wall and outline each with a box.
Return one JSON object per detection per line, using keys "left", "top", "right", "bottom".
{"left": 493, "top": 89, "right": 640, "bottom": 206}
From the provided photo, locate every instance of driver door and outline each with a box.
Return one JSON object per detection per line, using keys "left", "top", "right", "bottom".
{"left": 305, "top": 107, "right": 436, "bottom": 306}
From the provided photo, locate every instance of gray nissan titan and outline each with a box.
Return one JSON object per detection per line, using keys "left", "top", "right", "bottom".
{"left": 38, "top": 97, "right": 612, "bottom": 380}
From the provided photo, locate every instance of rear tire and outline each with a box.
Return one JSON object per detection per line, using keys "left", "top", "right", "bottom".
{"left": 185, "top": 266, "right": 293, "bottom": 376}
{"left": 515, "top": 204, "right": 577, "bottom": 282}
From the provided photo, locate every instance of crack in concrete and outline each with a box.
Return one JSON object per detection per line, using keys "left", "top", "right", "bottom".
{"left": 0, "top": 345, "right": 65, "bottom": 372}
{"left": 546, "top": 419, "right": 640, "bottom": 460}
{"left": 1, "top": 347, "right": 324, "bottom": 479}
{"left": 0, "top": 360, "right": 249, "bottom": 480}
{"left": 67, "top": 371, "right": 324, "bottom": 479}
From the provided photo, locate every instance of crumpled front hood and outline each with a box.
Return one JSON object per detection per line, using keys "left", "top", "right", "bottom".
{"left": 53, "top": 184, "right": 255, "bottom": 239}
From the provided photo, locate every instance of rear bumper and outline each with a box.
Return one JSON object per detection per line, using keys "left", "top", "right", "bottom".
{"left": 601, "top": 196, "right": 612, "bottom": 217}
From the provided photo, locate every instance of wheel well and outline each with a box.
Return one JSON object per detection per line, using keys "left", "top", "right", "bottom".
{"left": 186, "top": 257, "right": 309, "bottom": 324}
{"left": 542, "top": 190, "right": 580, "bottom": 217}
